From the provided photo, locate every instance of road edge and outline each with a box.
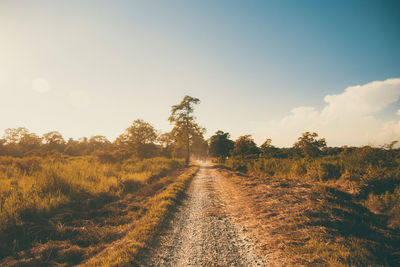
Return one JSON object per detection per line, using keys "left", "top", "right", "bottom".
{"left": 82, "top": 165, "right": 199, "bottom": 267}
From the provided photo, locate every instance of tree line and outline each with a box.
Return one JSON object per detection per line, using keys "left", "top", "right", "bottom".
{"left": 1, "top": 95, "right": 398, "bottom": 163}
{"left": 208, "top": 130, "right": 399, "bottom": 161}
{"left": 0, "top": 96, "right": 207, "bottom": 164}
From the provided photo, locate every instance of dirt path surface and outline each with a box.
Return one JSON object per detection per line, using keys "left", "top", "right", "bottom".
{"left": 142, "top": 164, "right": 266, "bottom": 266}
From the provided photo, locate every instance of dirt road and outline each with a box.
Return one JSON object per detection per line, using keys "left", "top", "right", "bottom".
{"left": 142, "top": 164, "right": 266, "bottom": 266}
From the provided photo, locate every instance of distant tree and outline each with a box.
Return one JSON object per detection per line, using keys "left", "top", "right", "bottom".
{"left": 77, "top": 137, "right": 91, "bottom": 155}
{"left": 0, "top": 139, "right": 6, "bottom": 156}
{"left": 3, "top": 127, "right": 30, "bottom": 144}
{"left": 383, "top": 140, "right": 398, "bottom": 150}
{"left": 260, "top": 138, "right": 277, "bottom": 158}
{"left": 275, "top": 147, "right": 297, "bottom": 159}
{"left": 293, "top": 132, "right": 326, "bottom": 158}
{"left": 324, "top": 146, "right": 344, "bottom": 156}
{"left": 88, "top": 135, "right": 112, "bottom": 152}
{"left": 115, "top": 119, "right": 158, "bottom": 158}
{"left": 158, "top": 132, "right": 174, "bottom": 158}
{"left": 169, "top": 96, "right": 205, "bottom": 165}
{"left": 19, "top": 132, "right": 42, "bottom": 153}
{"left": 64, "top": 138, "right": 77, "bottom": 155}
{"left": 208, "top": 131, "right": 234, "bottom": 161}
{"left": 42, "top": 131, "right": 66, "bottom": 152}
{"left": 3, "top": 127, "right": 42, "bottom": 155}
{"left": 232, "top": 135, "right": 260, "bottom": 158}
{"left": 191, "top": 133, "right": 208, "bottom": 161}
{"left": 43, "top": 131, "right": 65, "bottom": 145}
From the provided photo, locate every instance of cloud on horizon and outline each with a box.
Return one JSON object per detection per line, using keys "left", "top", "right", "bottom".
{"left": 261, "top": 78, "right": 400, "bottom": 147}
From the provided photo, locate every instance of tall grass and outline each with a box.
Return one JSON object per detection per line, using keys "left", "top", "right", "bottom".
{"left": 84, "top": 166, "right": 199, "bottom": 266}
{"left": 0, "top": 156, "right": 184, "bottom": 234}
{"left": 224, "top": 152, "right": 400, "bottom": 230}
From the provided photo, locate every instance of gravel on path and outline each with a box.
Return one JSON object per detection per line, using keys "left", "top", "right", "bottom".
{"left": 142, "top": 164, "right": 266, "bottom": 267}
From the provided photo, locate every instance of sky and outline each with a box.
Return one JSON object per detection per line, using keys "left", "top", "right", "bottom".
{"left": 1, "top": 0, "right": 400, "bottom": 147}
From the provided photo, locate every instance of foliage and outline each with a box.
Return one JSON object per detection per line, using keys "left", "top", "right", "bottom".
{"left": 115, "top": 119, "right": 159, "bottom": 159}
{"left": 169, "top": 95, "right": 205, "bottom": 165}
{"left": 365, "top": 186, "right": 400, "bottom": 228}
{"left": 0, "top": 156, "right": 184, "bottom": 247}
{"left": 208, "top": 130, "right": 234, "bottom": 161}
{"left": 259, "top": 138, "right": 279, "bottom": 158}
{"left": 293, "top": 131, "right": 327, "bottom": 158}
{"left": 231, "top": 135, "right": 259, "bottom": 158}
{"left": 224, "top": 143, "right": 400, "bottom": 234}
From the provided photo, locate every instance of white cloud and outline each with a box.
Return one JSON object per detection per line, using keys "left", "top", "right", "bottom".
{"left": 261, "top": 78, "right": 400, "bottom": 147}
{"left": 322, "top": 78, "right": 400, "bottom": 118}
{"left": 377, "top": 120, "right": 400, "bottom": 143}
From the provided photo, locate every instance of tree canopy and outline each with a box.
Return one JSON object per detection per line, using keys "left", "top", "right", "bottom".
{"left": 169, "top": 95, "right": 205, "bottom": 165}
{"left": 208, "top": 130, "right": 234, "bottom": 161}
{"left": 231, "top": 135, "right": 260, "bottom": 158}
{"left": 115, "top": 119, "right": 158, "bottom": 159}
{"left": 293, "top": 131, "right": 327, "bottom": 158}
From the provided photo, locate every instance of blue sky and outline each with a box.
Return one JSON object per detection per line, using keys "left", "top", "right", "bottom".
{"left": 1, "top": 0, "right": 400, "bottom": 146}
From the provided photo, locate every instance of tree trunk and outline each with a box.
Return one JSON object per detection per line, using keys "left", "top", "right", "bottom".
{"left": 185, "top": 115, "right": 190, "bottom": 166}
{"left": 185, "top": 137, "right": 190, "bottom": 166}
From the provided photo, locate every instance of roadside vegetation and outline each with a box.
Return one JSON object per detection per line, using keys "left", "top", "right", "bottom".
{"left": 210, "top": 130, "right": 400, "bottom": 265}
{"left": 85, "top": 166, "right": 198, "bottom": 266}
{"left": 0, "top": 96, "right": 205, "bottom": 266}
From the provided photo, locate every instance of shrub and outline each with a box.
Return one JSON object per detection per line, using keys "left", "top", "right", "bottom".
{"left": 365, "top": 186, "right": 400, "bottom": 229}
{"left": 307, "top": 161, "right": 342, "bottom": 181}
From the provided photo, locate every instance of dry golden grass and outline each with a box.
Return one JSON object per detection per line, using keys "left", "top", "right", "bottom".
{"left": 83, "top": 166, "right": 199, "bottom": 266}
{"left": 0, "top": 156, "right": 185, "bottom": 265}
{"left": 215, "top": 167, "right": 400, "bottom": 266}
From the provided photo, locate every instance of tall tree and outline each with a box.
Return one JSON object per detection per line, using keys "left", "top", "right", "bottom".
{"left": 158, "top": 132, "right": 174, "bottom": 158}
{"left": 260, "top": 138, "right": 278, "bottom": 158}
{"left": 169, "top": 95, "right": 204, "bottom": 165}
{"left": 232, "top": 135, "right": 260, "bottom": 158}
{"left": 115, "top": 119, "right": 158, "bottom": 158}
{"left": 293, "top": 132, "right": 326, "bottom": 158}
{"left": 208, "top": 130, "right": 234, "bottom": 161}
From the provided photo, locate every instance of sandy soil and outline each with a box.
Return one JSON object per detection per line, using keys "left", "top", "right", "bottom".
{"left": 142, "top": 164, "right": 266, "bottom": 266}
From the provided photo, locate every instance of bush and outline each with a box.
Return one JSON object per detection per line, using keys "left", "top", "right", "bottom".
{"left": 365, "top": 186, "right": 400, "bottom": 229}
{"left": 307, "top": 161, "right": 342, "bottom": 181}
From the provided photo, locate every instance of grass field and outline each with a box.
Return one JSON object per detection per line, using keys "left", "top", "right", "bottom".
{"left": 0, "top": 155, "right": 192, "bottom": 265}
{"left": 215, "top": 166, "right": 400, "bottom": 266}
{"left": 223, "top": 151, "right": 400, "bottom": 231}
{"left": 216, "top": 152, "right": 400, "bottom": 266}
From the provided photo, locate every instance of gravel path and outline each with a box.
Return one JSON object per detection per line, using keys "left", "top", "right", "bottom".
{"left": 142, "top": 164, "right": 266, "bottom": 266}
